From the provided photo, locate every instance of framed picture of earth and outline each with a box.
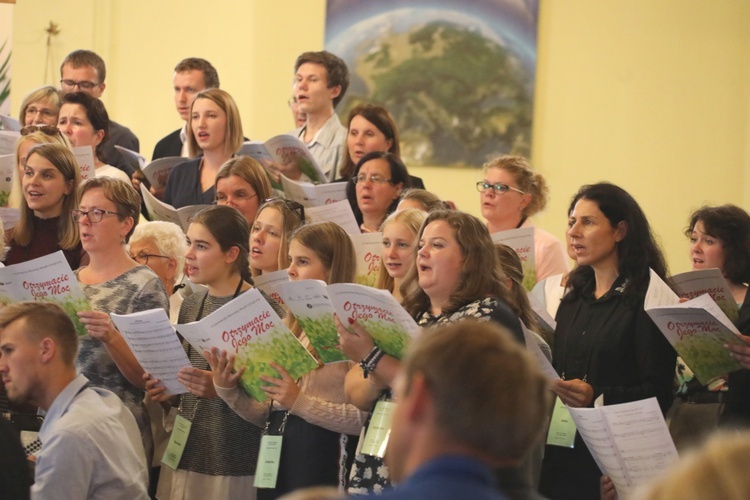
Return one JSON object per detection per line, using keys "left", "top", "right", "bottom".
{"left": 325, "top": 0, "right": 538, "bottom": 168}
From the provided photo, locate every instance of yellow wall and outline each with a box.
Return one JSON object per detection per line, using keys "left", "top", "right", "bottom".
{"left": 11, "top": 0, "right": 750, "bottom": 274}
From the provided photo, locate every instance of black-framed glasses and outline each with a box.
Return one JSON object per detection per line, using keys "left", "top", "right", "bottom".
{"left": 263, "top": 197, "right": 306, "bottom": 222}
{"left": 130, "top": 252, "right": 171, "bottom": 265}
{"left": 351, "top": 174, "right": 393, "bottom": 185}
{"left": 20, "top": 125, "right": 61, "bottom": 137}
{"left": 60, "top": 79, "right": 100, "bottom": 91}
{"left": 475, "top": 181, "right": 526, "bottom": 196}
{"left": 71, "top": 208, "right": 123, "bottom": 223}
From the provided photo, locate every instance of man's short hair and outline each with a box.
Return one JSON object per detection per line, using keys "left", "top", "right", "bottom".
{"left": 60, "top": 50, "right": 107, "bottom": 84}
{"left": 402, "top": 320, "right": 549, "bottom": 461}
{"left": 294, "top": 51, "right": 349, "bottom": 108}
{"left": 0, "top": 302, "right": 78, "bottom": 366}
{"left": 174, "top": 58, "right": 220, "bottom": 89}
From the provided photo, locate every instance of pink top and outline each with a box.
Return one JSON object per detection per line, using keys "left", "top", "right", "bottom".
{"left": 521, "top": 219, "right": 570, "bottom": 282}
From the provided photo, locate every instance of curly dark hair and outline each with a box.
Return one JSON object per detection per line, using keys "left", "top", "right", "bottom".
{"left": 686, "top": 205, "right": 750, "bottom": 284}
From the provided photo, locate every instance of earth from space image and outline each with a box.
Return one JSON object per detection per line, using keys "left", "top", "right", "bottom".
{"left": 328, "top": 8, "right": 535, "bottom": 167}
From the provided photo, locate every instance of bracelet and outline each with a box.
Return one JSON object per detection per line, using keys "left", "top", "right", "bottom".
{"left": 360, "top": 346, "right": 384, "bottom": 379}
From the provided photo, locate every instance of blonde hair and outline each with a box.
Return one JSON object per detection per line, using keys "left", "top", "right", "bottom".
{"left": 10, "top": 131, "right": 71, "bottom": 208}
{"left": 18, "top": 85, "right": 62, "bottom": 124}
{"left": 483, "top": 155, "right": 549, "bottom": 218}
{"left": 635, "top": 432, "right": 750, "bottom": 500}
{"left": 187, "top": 89, "right": 243, "bottom": 158}
{"left": 250, "top": 199, "right": 306, "bottom": 277}
{"left": 14, "top": 143, "right": 81, "bottom": 250}
{"left": 374, "top": 209, "right": 426, "bottom": 294}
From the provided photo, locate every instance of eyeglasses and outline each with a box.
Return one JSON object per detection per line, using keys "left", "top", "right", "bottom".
{"left": 215, "top": 192, "right": 258, "bottom": 205}
{"left": 263, "top": 197, "right": 306, "bottom": 222}
{"left": 24, "top": 107, "right": 57, "bottom": 119}
{"left": 60, "top": 79, "right": 100, "bottom": 91}
{"left": 130, "top": 252, "right": 171, "bottom": 265}
{"left": 71, "top": 208, "right": 123, "bottom": 223}
{"left": 475, "top": 181, "right": 526, "bottom": 196}
{"left": 351, "top": 174, "right": 393, "bottom": 185}
{"left": 20, "top": 125, "right": 61, "bottom": 137}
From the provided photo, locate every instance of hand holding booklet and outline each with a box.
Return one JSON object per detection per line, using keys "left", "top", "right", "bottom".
{"left": 567, "top": 396, "right": 678, "bottom": 497}
{"left": 176, "top": 288, "right": 319, "bottom": 402}
{"left": 110, "top": 308, "right": 191, "bottom": 395}
{"left": 669, "top": 268, "right": 738, "bottom": 323}
{"left": 0, "top": 251, "right": 90, "bottom": 336}
{"left": 276, "top": 280, "right": 420, "bottom": 364}
{"left": 239, "top": 135, "right": 328, "bottom": 186}
{"left": 644, "top": 269, "right": 747, "bottom": 384}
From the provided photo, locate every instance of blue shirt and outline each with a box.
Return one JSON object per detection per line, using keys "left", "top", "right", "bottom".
{"left": 364, "top": 455, "right": 507, "bottom": 500}
{"left": 34, "top": 374, "right": 148, "bottom": 500}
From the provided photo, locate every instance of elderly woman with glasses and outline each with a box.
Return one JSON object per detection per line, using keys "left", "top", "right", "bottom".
{"left": 478, "top": 155, "right": 569, "bottom": 282}
{"left": 128, "top": 220, "right": 189, "bottom": 323}
{"left": 19, "top": 85, "right": 63, "bottom": 127}
{"left": 73, "top": 177, "right": 169, "bottom": 464}
{"left": 345, "top": 151, "right": 411, "bottom": 233}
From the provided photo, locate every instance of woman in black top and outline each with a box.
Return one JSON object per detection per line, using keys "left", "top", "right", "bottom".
{"left": 539, "top": 183, "right": 676, "bottom": 500}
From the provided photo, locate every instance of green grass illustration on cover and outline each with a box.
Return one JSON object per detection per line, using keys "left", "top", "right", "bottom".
{"left": 276, "top": 279, "right": 348, "bottom": 364}
{"left": 490, "top": 226, "right": 536, "bottom": 290}
{"left": 177, "top": 288, "right": 318, "bottom": 402}
{"left": 0, "top": 250, "right": 91, "bottom": 336}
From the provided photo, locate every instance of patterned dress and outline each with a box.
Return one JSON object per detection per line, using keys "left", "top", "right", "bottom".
{"left": 348, "top": 296, "right": 523, "bottom": 495}
{"left": 76, "top": 265, "right": 169, "bottom": 461}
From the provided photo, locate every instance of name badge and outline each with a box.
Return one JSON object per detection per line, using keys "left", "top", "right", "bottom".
{"left": 361, "top": 400, "right": 395, "bottom": 458}
{"left": 546, "top": 396, "right": 577, "bottom": 448}
{"left": 162, "top": 414, "right": 192, "bottom": 470}
{"left": 254, "top": 435, "right": 283, "bottom": 488}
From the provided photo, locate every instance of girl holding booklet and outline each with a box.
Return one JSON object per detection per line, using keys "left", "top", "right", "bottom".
{"left": 345, "top": 208, "right": 425, "bottom": 494}
{"left": 208, "top": 221, "right": 367, "bottom": 499}
{"left": 214, "top": 156, "right": 273, "bottom": 225}
{"left": 249, "top": 197, "right": 306, "bottom": 277}
{"left": 539, "top": 183, "right": 676, "bottom": 500}
{"left": 5, "top": 143, "right": 86, "bottom": 269}
{"left": 74, "top": 177, "right": 170, "bottom": 467}
{"left": 163, "top": 89, "right": 244, "bottom": 209}
{"left": 145, "top": 205, "right": 280, "bottom": 500}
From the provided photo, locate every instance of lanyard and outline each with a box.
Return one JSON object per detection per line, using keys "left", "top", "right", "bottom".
{"left": 195, "top": 277, "right": 244, "bottom": 322}
{"left": 262, "top": 401, "right": 289, "bottom": 437}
